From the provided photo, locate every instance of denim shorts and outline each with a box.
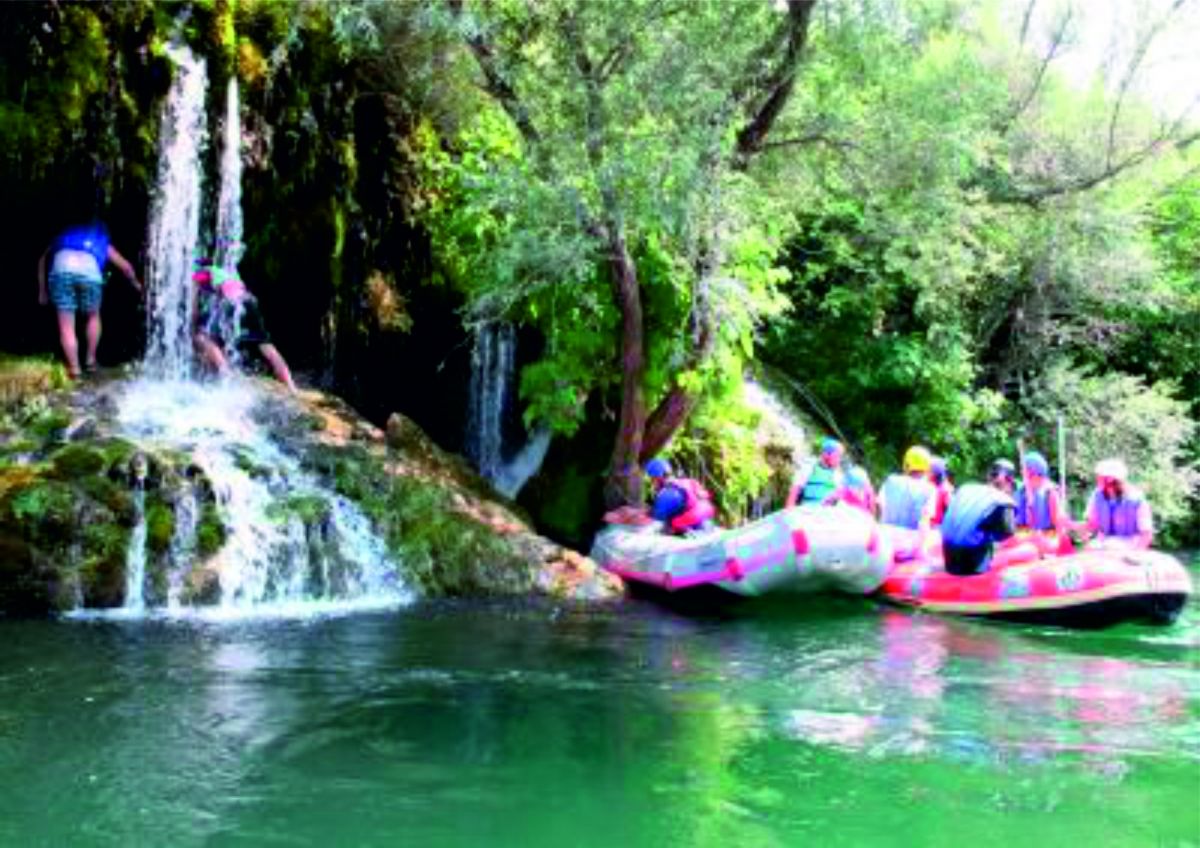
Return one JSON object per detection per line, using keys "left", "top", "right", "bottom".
{"left": 48, "top": 271, "right": 103, "bottom": 313}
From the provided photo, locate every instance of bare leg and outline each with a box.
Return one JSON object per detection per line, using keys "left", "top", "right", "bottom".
{"left": 56, "top": 310, "right": 81, "bottom": 377}
{"left": 84, "top": 311, "right": 101, "bottom": 369}
{"left": 259, "top": 343, "right": 296, "bottom": 391}
{"left": 194, "top": 333, "right": 230, "bottom": 374}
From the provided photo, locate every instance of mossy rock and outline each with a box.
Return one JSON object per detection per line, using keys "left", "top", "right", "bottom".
{"left": 25, "top": 409, "right": 73, "bottom": 442}
{"left": 8, "top": 480, "right": 79, "bottom": 541}
{"left": 49, "top": 443, "right": 108, "bottom": 479}
{"left": 266, "top": 494, "right": 332, "bottom": 528}
{"left": 196, "top": 502, "right": 227, "bottom": 558}
{"left": 78, "top": 477, "right": 137, "bottom": 526}
{"left": 179, "top": 565, "right": 221, "bottom": 606}
{"left": 145, "top": 499, "right": 175, "bottom": 555}
{"left": 79, "top": 521, "right": 132, "bottom": 609}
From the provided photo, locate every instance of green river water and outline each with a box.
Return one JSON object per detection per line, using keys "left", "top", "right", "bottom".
{"left": 1, "top": 559, "right": 1197, "bottom": 847}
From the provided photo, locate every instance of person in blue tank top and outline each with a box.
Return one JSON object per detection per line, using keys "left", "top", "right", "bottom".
{"left": 1082, "top": 459, "right": 1154, "bottom": 550}
{"left": 37, "top": 221, "right": 142, "bottom": 379}
{"left": 785, "top": 437, "right": 845, "bottom": 508}
{"left": 878, "top": 446, "right": 938, "bottom": 560}
{"left": 940, "top": 460, "right": 1017, "bottom": 576}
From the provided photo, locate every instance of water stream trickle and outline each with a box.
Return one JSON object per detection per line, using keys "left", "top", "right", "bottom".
{"left": 466, "top": 323, "right": 551, "bottom": 498}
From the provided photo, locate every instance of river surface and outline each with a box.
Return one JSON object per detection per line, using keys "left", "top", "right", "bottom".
{"left": 1, "top": 559, "right": 1197, "bottom": 847}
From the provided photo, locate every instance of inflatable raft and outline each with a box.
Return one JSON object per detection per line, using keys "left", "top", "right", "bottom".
{"left": 881, "top": 548, "right": 1193, "bottom": 628}
{"left": 591, "top": 504, "right": 892, "bottom": 598}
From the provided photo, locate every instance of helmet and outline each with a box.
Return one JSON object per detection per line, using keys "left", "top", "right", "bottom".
{"left": 844, "top": 465, "right": 872, "bottom": 492}
{"left": 645, "top": 458, "right": 672, "bottom": 479}
{"left": 903, "top": 445, "right": 932, "bottom": 474}
{"left": 820, "top": 437, "right": 843, "bottom": 457}
{"left": 1094, "top": 458, "right": 1128, "bottom": 482}
{"left": 1023, "top": 451, "right": 1049, "bottom": 477}
{"left": 989, "top": 459, "right": 1016, "bottom": 482}
{"left": 930, "top": 456, "right": 948, "bottom": 482}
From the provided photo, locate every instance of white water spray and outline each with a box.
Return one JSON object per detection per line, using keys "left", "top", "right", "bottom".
{"left": 116, "top": 381, "right": 407, "bottom": 612}
{"left": 145, "top": 45, "right": 207, "bottom": 380}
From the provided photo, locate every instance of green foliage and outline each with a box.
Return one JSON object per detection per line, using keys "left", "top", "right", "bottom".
{"left": 196, "top": 502, "right": 227, "bottom": 558}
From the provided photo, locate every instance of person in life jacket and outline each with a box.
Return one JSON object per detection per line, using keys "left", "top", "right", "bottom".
{"left": 785, "top": 437, "right": 845, "bottom": 508}
{"left": 878, "top": 445, "right": 938, "bottom": 560}
{"left": 929, "top": 455, "right": 954, "bottom": 527}
{"left": 192, "top": 252, "right": 296, "bottom": 391}
{"left": 940, "top": 459, "right": 1018, "bottom": 576}
{"left": 37, "top": 221, "right": 142, "bottom": 379}
{"left": 1014, "top": 450, "right": 1067, "bottom": 553}
{"left": 1082, "top": 459, "right": 1154, "bottom": 550}
{"left": 645, "top": 457, "right": 716, "bottom": 535}
{"left": 837, "top": 465, "right": 877, "bottom": 516}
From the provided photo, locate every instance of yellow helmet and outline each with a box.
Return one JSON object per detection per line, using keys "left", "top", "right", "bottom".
{"left": 903, "top": 445, "right": 932, "bottom": 474}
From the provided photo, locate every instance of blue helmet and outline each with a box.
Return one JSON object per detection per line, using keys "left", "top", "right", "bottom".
{"left": 844, "top": 465, "right": 872, "bottom": 492}
{"left": 820, "top": 437, "right": 843, "bottom": 457}
{"left": 645, "top": 458, "right": 672, "bottom": 479}
{"left": 1023, "top": 451, "right": 1049, "bottom": 477}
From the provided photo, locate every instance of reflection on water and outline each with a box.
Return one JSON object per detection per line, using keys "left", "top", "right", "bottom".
{"left": 1, "top": 590, "right": 1198, "bottom": 847}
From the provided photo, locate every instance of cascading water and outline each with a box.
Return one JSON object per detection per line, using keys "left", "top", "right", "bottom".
{"left": 144, "top": 44, "right": 206, "bottom": 380}
{"left": 116, "top": 381, "right": 405, "bottom": 615}
{"left": 466, "top": 323, "right": 551, "bottom": 499}
{"left": 108, "top": 46, "right": 407, "bottom": 616}
{"left": 214, "top": 77, "right": 244, "bottom": 269}
{"left": 123, "top": 487, "right": 148, "bottom": 612}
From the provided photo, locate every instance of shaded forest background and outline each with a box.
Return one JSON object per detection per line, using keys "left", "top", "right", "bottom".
{"left": 1, "top": 0, "right": 1196, "bottom": 546}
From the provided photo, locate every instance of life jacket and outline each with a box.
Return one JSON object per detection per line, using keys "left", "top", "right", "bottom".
{"left": 799, "top": 461, "right": 841, "bottom": 505}
{"left": 879, "top": 474, "right": 936, "bottom": 529}
{"left": 940, "top": 483, "right": 1014, "bottom": 548}
{"left": 1016, "top": 480, "right": 1056, "bottom": 531}
{"left": 667, "top": 478, "right": 716, "bottom": 534}
{"left": 932, "top": 481, "right": 953, "bottom": 526}
{"left": 54, "top": 224, "right": 110, "bottom": 271}
{"left": 1089, "top": 486, "right": 1147, "bottom": 538}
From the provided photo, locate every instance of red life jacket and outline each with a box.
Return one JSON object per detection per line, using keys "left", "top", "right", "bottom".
{"left": 668, "top": 478, "right": 716, "bottom": 534}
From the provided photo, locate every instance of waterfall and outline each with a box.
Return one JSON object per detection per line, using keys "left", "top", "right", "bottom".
{"left": 115, "top": 381, "right": 407, "bottom": 614}
{"left": 466, "top": 323, "right": 551, "bottom": 498}
{"left": 107, "top": 46, "right": 408, "bottom": 617}
{"left": 144, "top": 45, "right": 207, "bottom": 380}
{"left": 214, "top": 77, "right": 244, "bottom": 270}
{"left": 123, "top": 488, "right": 147, "bottom": 612}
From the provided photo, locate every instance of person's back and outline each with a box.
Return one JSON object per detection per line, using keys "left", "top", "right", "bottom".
{"left": 879, "top": 474, "right": 936, "bottom": 529}
{"left": 941, "top": 475, "right": 1016, "bottom": 576}
{"left": 651, "top": 477, "right": 715, "bottom": 535}
{"left": 38, "top": 221, "right": 141, "bottom": 378}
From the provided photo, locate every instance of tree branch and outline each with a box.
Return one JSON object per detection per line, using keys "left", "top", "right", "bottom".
{"left": 733, "top": 0, "right": 818, "bottom": 169}
{"left": 997, "top": 4, "right": 1072, "bottom": 135}
{"left": 447, "top": 0, "right": 540, "bottom": 144}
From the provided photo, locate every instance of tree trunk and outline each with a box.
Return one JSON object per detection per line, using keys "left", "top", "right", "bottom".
{"left": 604, "top": 227, "right": 647, "bottom": 508}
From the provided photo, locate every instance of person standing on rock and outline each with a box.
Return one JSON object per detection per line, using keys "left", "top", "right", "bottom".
{"left": 37, "top": 221, "right": 142, "bottom": 379}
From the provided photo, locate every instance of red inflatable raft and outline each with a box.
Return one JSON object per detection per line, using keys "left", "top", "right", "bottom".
{"left": 880, "top": 548, "right": 1193, "bottom": 628}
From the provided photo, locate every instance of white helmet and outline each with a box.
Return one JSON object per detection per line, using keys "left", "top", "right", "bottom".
{"left": 1094, "top": 458, "right": 1128, "bottom": 482}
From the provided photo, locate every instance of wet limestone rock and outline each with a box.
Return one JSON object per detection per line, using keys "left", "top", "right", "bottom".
{"left": 261, "top": 385, "right": 622, "bottom": 600}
